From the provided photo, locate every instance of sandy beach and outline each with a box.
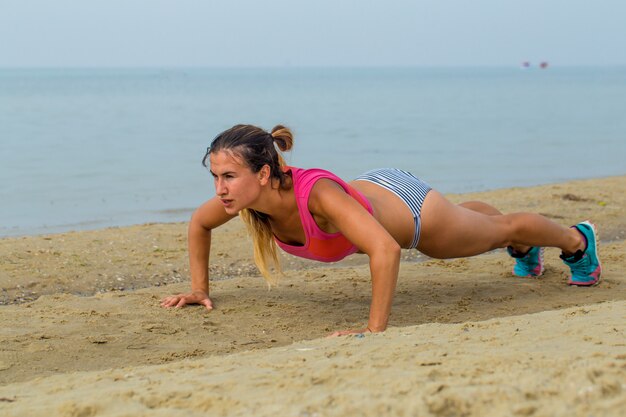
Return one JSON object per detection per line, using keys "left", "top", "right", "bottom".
{"left": 1, "top": 176, "right": 625, "bottom": 416}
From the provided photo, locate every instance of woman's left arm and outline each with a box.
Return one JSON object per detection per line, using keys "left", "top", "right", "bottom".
{"left": 308, "top": 180, "right": 402, "bottom": 336}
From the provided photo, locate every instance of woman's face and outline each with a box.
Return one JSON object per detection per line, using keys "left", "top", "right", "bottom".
{"left": 209, "top": 150, "right": 266, "bottom": 214}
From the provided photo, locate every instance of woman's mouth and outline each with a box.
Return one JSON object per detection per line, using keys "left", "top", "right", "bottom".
{"left": 220, "top": 199, "right": 233, "bottom": 207}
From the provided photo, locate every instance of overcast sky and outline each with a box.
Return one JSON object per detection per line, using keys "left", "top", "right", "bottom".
{"left": 1, "top": 0, "right": 624, "bottom": 67}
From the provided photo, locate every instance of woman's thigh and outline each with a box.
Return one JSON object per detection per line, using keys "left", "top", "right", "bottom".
{"left": 417, "top": 190, "right": 510, "bottom": 259}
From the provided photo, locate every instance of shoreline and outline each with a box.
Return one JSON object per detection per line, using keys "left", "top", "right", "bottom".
{"left": 0, "top": 175, "right": 625, "bottom": 415}
{"left": 2, "top": 174, "right": 625, "bottom": 240}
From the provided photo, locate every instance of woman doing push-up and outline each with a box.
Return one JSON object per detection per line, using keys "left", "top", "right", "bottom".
{"left": 161, "top": 124, "right": 601, "bottom": 336}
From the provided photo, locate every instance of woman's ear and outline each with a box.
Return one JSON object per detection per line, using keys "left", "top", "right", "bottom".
{"left": 258, "top": 164, "right": 271, "bottom": 185}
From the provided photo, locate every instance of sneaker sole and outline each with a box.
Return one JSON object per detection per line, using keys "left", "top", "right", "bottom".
{"left": 568, "top": 220, "right": 601, "bottom": 287}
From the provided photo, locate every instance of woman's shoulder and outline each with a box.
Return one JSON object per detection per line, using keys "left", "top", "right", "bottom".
{"left": 288, "top": 166, "right": 342, "bottom": 181}
{"left": 289, "top": 167, "right": 346, "bottom": 194}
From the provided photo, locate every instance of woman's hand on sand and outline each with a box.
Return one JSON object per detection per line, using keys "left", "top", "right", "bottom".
{"left": 160, "top": 290, "right": 213, "bottom": 311}
{"left": 327, "top": 328, "right": 373, "bottom": 338}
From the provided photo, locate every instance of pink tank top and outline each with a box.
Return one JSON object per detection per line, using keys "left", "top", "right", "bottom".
{"left": 274, "top": 167, "right": 374, "bottom": 262}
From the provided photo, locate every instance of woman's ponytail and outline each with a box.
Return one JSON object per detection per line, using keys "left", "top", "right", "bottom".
{"left": 270, "top": 125, "right": 293, "bottom": 152}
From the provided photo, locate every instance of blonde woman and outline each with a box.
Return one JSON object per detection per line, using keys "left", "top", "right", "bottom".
{"left": 161, "top": 124, "right": 601, "bottom": 336}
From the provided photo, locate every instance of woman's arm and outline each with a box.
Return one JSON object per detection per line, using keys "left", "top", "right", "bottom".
{"left": 160, "top": 197, "right": 236, "bottom": 310}
{"left": 308, "top": 180, "right": 402, "bottom": 335}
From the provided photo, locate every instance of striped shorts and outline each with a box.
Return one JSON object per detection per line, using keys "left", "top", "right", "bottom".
{"left": 354, "top": 168, "right": 432, "bottom": 249}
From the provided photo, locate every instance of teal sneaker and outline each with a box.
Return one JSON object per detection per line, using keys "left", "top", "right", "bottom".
{"left": 507, "top": 246, "right": 544, "bottom": 277}
{"left": 560, "top": 221, "right": 601, "bottom": 286}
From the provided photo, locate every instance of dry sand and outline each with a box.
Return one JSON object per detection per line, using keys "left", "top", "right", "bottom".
{"left": 1, "top": 176, "right": 625, "bottom": 416}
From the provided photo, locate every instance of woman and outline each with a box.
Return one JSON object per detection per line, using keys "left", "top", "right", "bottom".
{"left": 161, "top": 124, "right": 601, "bottom": 336}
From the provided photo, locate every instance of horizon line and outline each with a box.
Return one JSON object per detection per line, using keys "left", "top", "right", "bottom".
{"left": 1, "top": 63, "right": 625, "bottom": 70}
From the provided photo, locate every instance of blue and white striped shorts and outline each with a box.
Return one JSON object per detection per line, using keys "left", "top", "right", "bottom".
{"left": 354, "top": 168, "right": 432, "bottom": 249}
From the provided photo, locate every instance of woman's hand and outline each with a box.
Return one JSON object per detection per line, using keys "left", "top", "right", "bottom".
{"left": 327, "top": 327, "right": 374, "bottom": 338}
{"left": 160, "top": 290, "right": 213, "bottom": 311}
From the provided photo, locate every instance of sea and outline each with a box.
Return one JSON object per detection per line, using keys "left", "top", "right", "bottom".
{"left": 1, "top": 67, "right": 625, "bottom": 237}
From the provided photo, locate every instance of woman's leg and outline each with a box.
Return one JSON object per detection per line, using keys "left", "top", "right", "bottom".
{"left": 457, "top": 200, "right": 502, "bottom": 216}
{"left": 457, "top": 201, "right": 530, "bottom": 254}
{"left": 417, "top": 190, "right": 585, "bottom": 259}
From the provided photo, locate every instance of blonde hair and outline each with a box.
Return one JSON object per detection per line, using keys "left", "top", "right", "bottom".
{"left": 203, "top": 124, "right": 294, "bottom": 285}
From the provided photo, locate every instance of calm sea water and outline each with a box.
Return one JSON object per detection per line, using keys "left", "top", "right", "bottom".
{"left": 1, "top": 67, "right": 625, "bottom": 237}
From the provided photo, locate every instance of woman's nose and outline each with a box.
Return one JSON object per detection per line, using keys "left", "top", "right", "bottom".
{"left": 215, "top": 178, "right": 226, "bottom": 195}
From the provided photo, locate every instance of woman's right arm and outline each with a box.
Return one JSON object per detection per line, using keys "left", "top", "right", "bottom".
{"left": 160, "top": 197, "right": 236, "bottom": 310}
